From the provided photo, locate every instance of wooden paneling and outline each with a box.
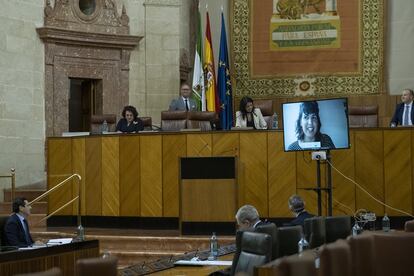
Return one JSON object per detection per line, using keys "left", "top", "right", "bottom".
{"left": 295, "top": 151, "right": 321, "bottom": 215}
{"left": 212, "top": 132, "right": 239, "bottom": 156}
{"left": 268, "top": 131, "right": 296, "bottom": 217}
{"left": 140, "top": 135, "right": 162, "bottom": 217}
{"left": 181, "top": 179, "right": 236, "bottom": 221}
{"left": 163, "top": 134, "right": 186, "bottom": 217}
{"left": 186, "top": 133, "right": 212, "bottom": 157}
{"left": 48, "top": 128, "right": 414, "bottom": 221}
{"left": 102, "top": 137, "right": 119, "bottom": 216}
{"left": 72, "top": 138, "right": 85, "bottom": 215}
{"left": 47, "top": 138, "right": 72, "bottom": 215}
{"left": 85, "top": 137, "right": 102, "bottom": 215}
{"left": 384, "top": 130, "right": 412, "bottom": 215}
{"left": 355, "top": 130, "right": 384, "bottom": 214}
{"left": 239, "top": 132, "right": 268, "bottom": 216}
{"left": 119, "top": 136, "right": 140, "bottom": 216}
{"left": 331, "top": 131, "right": 356, "bottom": 215}
{"left": 0, "top": 240, "right": 99, "bottom": 276}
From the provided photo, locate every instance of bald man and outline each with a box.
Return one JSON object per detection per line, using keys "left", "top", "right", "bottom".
{"left": 390, "top": 89, "right": 414, "bottom": 127}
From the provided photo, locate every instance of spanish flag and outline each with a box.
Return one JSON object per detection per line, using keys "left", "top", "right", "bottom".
{"left": 204, "top": 12, "right": 218, "bottom": 112}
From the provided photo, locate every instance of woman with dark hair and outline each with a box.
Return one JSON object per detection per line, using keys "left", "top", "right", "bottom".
{"left": 235, "top": 96, "right": 268, "bottom": 129}
{"left": 116, "top": 105, "right": 144, "bottom": 133}
{"left": 288, "top": 101, "right": 335, "bottom": 150}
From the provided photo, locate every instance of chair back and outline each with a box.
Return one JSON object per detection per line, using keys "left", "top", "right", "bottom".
{"left": 276, "top": 250, "right": 318, "bottom": 276}
{"left": 234, "top": 231, "right": 272, "bottom": 275}
{"left": 187, "top": 111, "right": 216, "bottom": 131}
{"left": 254, "top": 99, "right": 274, "bottom": 129}
{"left": 256, "top": 222, "right": 279, "bottom": 260}
{"left": 76, "top": 256, "right": 118, "bottom": 276}
{"left": 373, "top": 232, "right": 414, "bottom": 276}
{"left": 319, "top": 239, "right": 352, "bottom": 276}
{"left": 0, "top": 215, "right": 9, "bottom": 246}
{"left": 230, "top": 229, "right": 245, "bottom": 276}
{"left": 347, "top": 234, "right": 375, "bottom": 276}
{"left": 404, "top": 219, "right": 414, "bottom": 232}
{"left": 277, "top": 225, "right": 303, "bottom": 257}
{"left": 304, "top": 216, "right": 326, "bottom": 248}
{"left": 15, "top": 267, "right": 62, "bottom": 276}
{"left": 138, "top": 116, "right": 152, "bottom": 130}
{"left": 90, "top": 114, "right": 117, "bottom": 133}
{"left": 161, "top": 111, "right": 187, "bottom": 131}
{"left": 348, "top": 105, "right": 378, "bottom": 127}
{"left": 325, "top": 216, "right": 352, "bottom": 243}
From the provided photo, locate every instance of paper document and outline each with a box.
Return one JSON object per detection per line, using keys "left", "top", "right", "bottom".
{"left": 47, "top": 238, "right": 73, "bottom": 246}
{"left": 174, "top": 260, "right": 232, "bottom": 266}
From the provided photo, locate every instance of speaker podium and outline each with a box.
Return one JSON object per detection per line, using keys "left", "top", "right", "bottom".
{"left": 180, "top": 157, "right": 237, "bottom": 235}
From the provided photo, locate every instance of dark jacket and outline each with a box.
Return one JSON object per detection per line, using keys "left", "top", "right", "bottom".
{"left": 116, "top": 118, "right": 144, "bottom": 133}
{"left": 390, "top": 102, "right": 414, "bottom": 126}
{"left": 288, "top": 211, "right": 314, "bottom": 227}
{"left": 3, "top": 213, "right": 33, "bottom": 247}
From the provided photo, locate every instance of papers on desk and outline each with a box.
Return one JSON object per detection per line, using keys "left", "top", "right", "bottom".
{"left": 18, "top": 244, "right": 47, "bottom": 250}
{"left": 47, "top": 238, "right": 73, "bottom": 246}
{"left": 62, "top": 132, "right": 90, "bottom": 137}
{"left": 174, "top": 260, "right": 232, "bottom": 266}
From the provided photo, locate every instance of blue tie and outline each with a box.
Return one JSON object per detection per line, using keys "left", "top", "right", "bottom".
{"left": 185, "top": 99, "right": 189, "bottom": 111}
{"left": 403, "top": 105, "right": 409, "bottom": 126}
{"left": 22, "top": 219, "right": 31, "bottom": 245}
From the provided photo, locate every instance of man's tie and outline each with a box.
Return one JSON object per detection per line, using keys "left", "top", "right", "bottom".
{"left": 403, "top": 105, "right": 410, "bottom": 126}
{"left": 22, "top": 219, "right": 32, "bottom": 245}
{"left": 185, "top": 99, "right": 189, "bottom": 111}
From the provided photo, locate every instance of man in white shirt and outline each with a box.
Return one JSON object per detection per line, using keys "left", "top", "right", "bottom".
{"left": 390, "top": 89, "right": 414, "bottom": 127}
{"left": 168, "top": 83, "right": 198, "bottom": 111}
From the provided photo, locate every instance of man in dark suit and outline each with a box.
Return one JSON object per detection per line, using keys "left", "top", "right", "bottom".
{"left": 235, "top": 205, "right": 266, "bottom": 230}
{"left": 287, "top": 195, "right": 314, "bottom": 227}
{"left": 168, "top": 83, "right": 198, "bottom": 111}
{"left": 390, "top": 89, "right": 414, "bottom": 127}
{"left": 3, "top": 197, "right": 34, "bottom": 247}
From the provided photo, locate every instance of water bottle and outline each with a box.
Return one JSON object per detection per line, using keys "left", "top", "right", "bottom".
{"left": 352, "top": 221, "right": 363, "bottom": 236}
{"left": 102, "top": 120, "right": 108, "bottom": 133}
{"left": 272, "top": 112, "right": 278, "bottom": 129}
{"left": 77, "top": 224, "right": 85, "bottom": 241}
{"left": 102, "top": 249, "right": 111, "bottom": 258}
{"left": 382, "top": 213, "right": 390, "bottom": 232}
{"left": 298, "top": 235, "right": 309, "bottom": 254}
{"left": 209, "top": 232, "right": 218, "bottom": 260}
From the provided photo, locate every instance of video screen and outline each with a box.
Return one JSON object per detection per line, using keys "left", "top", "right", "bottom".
{"left": 282, "top": 98, "right": 350, "bottom": 152}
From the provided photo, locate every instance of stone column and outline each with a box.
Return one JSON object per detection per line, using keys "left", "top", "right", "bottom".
{"left": 144, "top": 0, "right": 181, "bottom": 124}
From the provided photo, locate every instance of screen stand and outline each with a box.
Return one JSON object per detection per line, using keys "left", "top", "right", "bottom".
{"left": 304, "top": 150, "right": 333, "bottom": 216}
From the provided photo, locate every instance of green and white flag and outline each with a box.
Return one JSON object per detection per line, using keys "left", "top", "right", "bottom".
{"left": 192, "top": 7, "right": 205, "bottom": 111}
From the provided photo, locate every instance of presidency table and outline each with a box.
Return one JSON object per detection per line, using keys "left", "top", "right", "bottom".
{"left": 47, "top": 128, "right": 414, "bottom": 224}
{"left": 0, "top": 240, "right": 99, "bottom": 275}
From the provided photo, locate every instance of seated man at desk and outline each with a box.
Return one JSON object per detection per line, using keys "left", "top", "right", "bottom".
{"left": 169, "top": 83, "right": 198, "bottom": 111}
{"left": 286, "top": 194, "right": 314, "bottom": 227}
{"left": 390, "top": 88, "right": 414, "bottom": 127}
{"left": 3, "top": 197, "right": 34, "bottom": 247}
{"left": 235, "top": 204, "right": 266, "bottom": 230}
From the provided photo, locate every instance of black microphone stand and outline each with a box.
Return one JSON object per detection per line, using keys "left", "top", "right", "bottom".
{"left": 302, "top": 150, "right": 333, "bottom": 216}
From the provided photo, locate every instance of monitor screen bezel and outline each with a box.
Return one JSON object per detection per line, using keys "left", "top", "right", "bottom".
{"left": 282, "top": 97, "right": 350, "bottom": 152}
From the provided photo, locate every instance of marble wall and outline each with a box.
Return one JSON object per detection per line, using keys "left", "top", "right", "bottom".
{"left": 0, "top": 0, "right": 45, "bottom": 188}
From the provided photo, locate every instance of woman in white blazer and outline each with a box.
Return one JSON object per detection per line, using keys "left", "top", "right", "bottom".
{"left": 235, "top": 96, "right": 268, "bottom": 129}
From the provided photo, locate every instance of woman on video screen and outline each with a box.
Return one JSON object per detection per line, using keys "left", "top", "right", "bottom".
{"left": 288, "top": 101, "right": 335, "bottom": 150}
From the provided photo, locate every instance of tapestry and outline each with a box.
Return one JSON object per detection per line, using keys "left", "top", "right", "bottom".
{"left": 231, "top": 0, "right": 385, "bottom": 97}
